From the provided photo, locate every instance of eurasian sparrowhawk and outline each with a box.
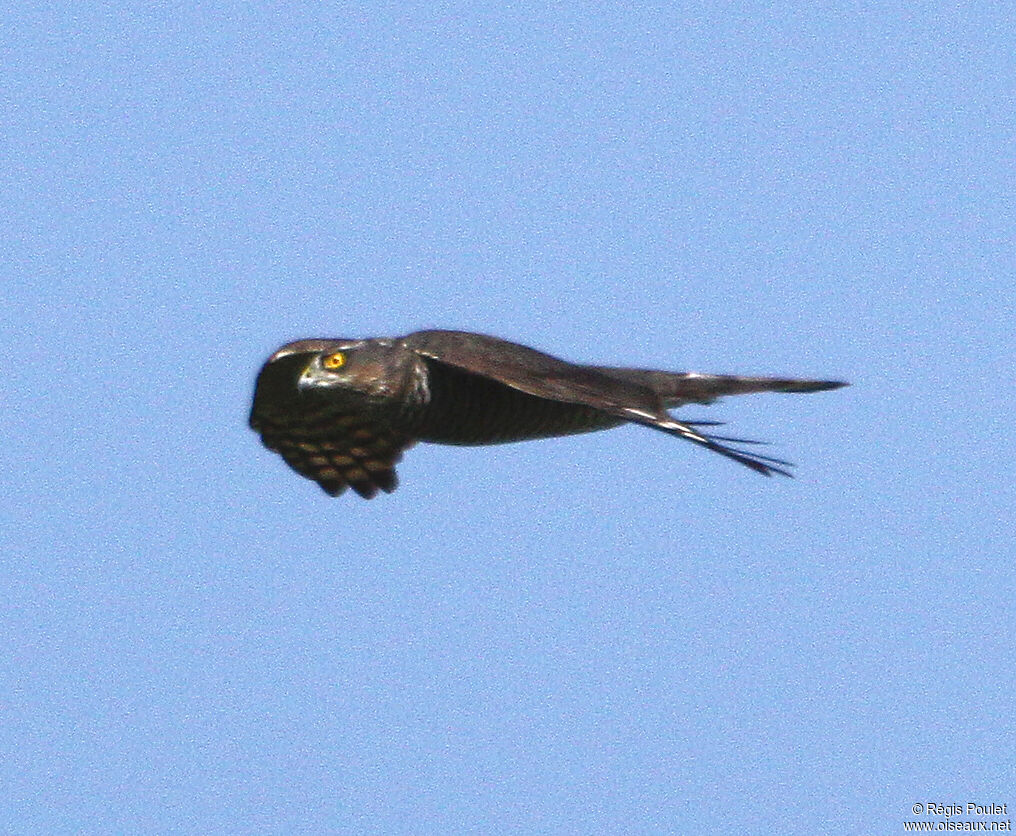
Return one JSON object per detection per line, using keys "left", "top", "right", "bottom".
{"left": 249, "top": 330, "right": 846, "bottom": 498}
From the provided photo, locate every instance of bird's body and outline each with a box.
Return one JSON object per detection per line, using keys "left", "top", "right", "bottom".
{"left": 250, "top": 329, "right": 847, "bottom": 498}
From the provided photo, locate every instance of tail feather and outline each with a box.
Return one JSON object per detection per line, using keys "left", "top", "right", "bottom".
{"left": 616, "top": 406, "right": 796, "bottom": 477}
{"left": 664, "top": 420, "right": 795, "bottom": 477}
{"left": 586, "top": 365, "right": 847, "bottom": 477}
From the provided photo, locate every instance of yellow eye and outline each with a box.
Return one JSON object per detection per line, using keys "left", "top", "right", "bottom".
{"left": 322, "top": 351, "right": 347, "bottom": 370}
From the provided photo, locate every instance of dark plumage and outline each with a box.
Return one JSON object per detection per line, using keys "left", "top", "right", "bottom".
{"left": 249, "top": 329, "right": 847, "bottom": 498}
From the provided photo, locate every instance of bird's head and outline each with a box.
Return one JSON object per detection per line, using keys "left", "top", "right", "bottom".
{"left": 292, "top": 339, "right": 406, "bottom": 399}
{"left": 250, "top": 336, "right": 429, "bottom": 433}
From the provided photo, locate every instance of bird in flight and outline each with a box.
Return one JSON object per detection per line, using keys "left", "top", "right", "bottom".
{"left": 249, "top": 329, "right": 847, "bottom": 498}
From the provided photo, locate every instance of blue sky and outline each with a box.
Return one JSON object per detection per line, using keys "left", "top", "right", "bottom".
{"left": 3, "top": 2, "right": 1014, "bottom": 833}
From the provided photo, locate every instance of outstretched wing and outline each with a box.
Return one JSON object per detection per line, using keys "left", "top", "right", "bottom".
{"left": 589, "top": 368, "right": 847, "bottom": 408}
{"left": 404, "top": 329, "right": 660, "bottom": 413}
{"left": 403, "top": 330, "right": 809, "bottom": 477}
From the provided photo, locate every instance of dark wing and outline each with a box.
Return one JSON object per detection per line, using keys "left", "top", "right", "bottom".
{"left": 404, "top": 329, "right": 659, "bottom": 413}
{"left": 588, "top": 368, "right": 847, "bottom": 408}
{"left": 403, "top": 330, "right": 798, "bottom": 477}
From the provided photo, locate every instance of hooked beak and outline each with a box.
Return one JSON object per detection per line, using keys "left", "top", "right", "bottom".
{"left": 297, "top": 359, "right": 323, "bottom": 391}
